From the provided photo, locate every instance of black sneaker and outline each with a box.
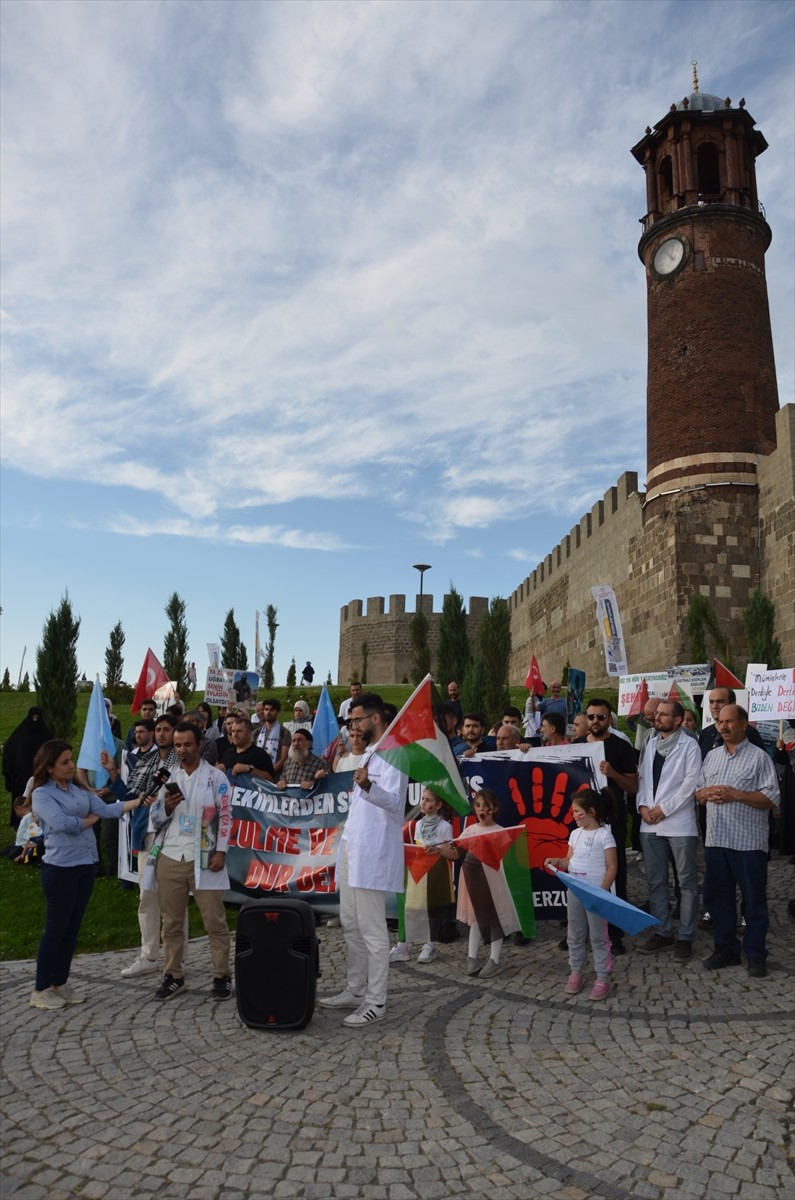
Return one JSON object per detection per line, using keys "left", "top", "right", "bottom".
{"left": 155, "top": 974, "right": 185, "bottom": 1001}
{"left": 211, "top": 975, "right": 232, "bottom": 1001}
{"left": 703, "top": 948, "right": 741, "bottom": 971}
{"left": 747, "top": 957, "right": 768, "bottom": 978}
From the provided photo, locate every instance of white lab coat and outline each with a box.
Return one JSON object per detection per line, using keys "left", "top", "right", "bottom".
{"left": 637, "top": 733, "right": 701, "bottom": 838}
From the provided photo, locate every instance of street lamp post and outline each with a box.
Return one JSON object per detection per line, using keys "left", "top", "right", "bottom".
{"left": 413, "top": 563, "right": 432, "bottom": 611}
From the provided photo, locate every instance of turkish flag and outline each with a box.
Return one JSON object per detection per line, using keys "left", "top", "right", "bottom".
{"left": 524, "top": 655, "right": 544, "bottom": 695}
{"left": 627, "top": 677, "right": 649, "bottom": 719}
{"left": 131, "top": 649, "right": 169, "bottom": 713}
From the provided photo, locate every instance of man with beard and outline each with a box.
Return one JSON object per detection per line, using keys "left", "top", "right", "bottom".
{"left": 254, "top": 698, "right": 291, "bottom": 777}
{"left": 276, "top": 729, "right": 328, "bottom": 789}
{"left": 319, "top": 693, "right": 407, "bottom": 1028}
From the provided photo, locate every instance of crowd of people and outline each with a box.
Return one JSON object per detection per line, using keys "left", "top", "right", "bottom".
{"left": 4, "top": 675, "right": 791, "bottom": 1022}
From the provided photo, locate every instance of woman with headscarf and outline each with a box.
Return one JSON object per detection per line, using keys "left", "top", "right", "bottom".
{"left": 3, "top": 707, "right": 52, "bottom": 828}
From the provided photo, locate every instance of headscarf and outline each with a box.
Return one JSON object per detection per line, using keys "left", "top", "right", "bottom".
{"left": 3, "top": 707, "right": 52, "bottom": 826}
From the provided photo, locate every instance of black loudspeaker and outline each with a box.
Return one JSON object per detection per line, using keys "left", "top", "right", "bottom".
{"left": 234, "top": 899, "right": 319, "bottom": 1030}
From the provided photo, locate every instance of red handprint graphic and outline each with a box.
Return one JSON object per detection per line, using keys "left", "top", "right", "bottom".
{"left": 510, "top": 768, "right": 574, "bottom": 869}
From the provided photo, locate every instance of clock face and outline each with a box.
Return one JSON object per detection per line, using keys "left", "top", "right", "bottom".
{"left": 652, "top": 237, "right": 687, "bottom": 277}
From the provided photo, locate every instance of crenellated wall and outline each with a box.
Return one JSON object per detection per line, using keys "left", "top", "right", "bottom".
{"left": 758, "top": 404, "right": 795, "bottom": 663}
{"left": 338, "top": 594, "right": 489, "bottom": 686}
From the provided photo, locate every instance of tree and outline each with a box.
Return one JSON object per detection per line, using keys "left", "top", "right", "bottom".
{"left": 0, "top": 668, "right": 11, "bottom": 691}
{"left": 687, "top": 592, "right": 730, "bottom": 666}
{"left": 326, "top": 670, "right": 332, "bottom": 686}
{"left": 239, "top": 642, "right": 249, "bottom": 670}
{"left": 19, "top": 671, "right": 31, "bottom": 692}
{"left": 262, "top": 604, "right": 278, "bottom": 689}
{"left": 35, "top": 593, "right": 80, "bottom": 739}
{"left": 409, "top": 610, "right": 431, "bottom": 685}
{"left": 743, "top": 589, "right": 783, "bottom": 668}
{"left": 436, "top": 584, "right": 471, "bottom": 689}
{"left": 361, "top": 640, "right": 369, "bottom": 685}
{"left": 286, "top": 657, "right": 297, "bottom": 688}
{"left": 461, "top": 655, "right": 486, "bottom": 717}
{"left": 163, "top": 592, "right": 190, "bottom": 695}
{"left": 221, "top": 609, "right": 242, "bottom": 669}
{"left": 104, "top": 620, "right": 126, "bottom": 690}
{"left": 478, "top": 597, "right": 512, "bottom": 726}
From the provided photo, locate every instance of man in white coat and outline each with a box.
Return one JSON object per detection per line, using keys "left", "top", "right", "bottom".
{"left": 636, "top": 700, "right": 702, "bottom": 960}
{"left": 148, "top": 722, "right": 232, "bottom": 1001}
{"left": 319, "top": 692, "right": 407, "bottom": 1027}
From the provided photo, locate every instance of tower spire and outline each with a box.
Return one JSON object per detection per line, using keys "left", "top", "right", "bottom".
{"left": 692, "top": 60, "right": 699, "bottom": 94}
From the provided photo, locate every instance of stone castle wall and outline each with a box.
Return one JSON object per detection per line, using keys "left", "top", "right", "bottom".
{"left": 338, "top": 407, "right": 792, "bottom": 687}
{"left": 338, "top": 594, "right": 488, "bottom": 686}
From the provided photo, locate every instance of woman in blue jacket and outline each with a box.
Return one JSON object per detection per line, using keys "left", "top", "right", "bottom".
{"left": 30, "top": 740, "right": 142, "bottom": 1010}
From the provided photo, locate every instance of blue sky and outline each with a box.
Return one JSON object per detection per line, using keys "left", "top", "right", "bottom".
{"left": 2, "top": 0, "right": 793, "bottom": 690}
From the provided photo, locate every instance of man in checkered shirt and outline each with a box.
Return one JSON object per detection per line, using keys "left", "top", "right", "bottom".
{"left": 696, "top": 704, "right": 779, "bottom": 978}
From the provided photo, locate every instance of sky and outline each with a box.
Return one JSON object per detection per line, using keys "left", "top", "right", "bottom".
{"left": 1, "top": 0, "right": 793, "bottom": 691}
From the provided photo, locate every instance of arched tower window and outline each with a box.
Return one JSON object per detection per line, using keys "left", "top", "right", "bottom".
{"left": 697, "top": 142, "right": 721, "bottom": 198}
{"left": 658, "top": 155, "right": 674, "bottom": 209}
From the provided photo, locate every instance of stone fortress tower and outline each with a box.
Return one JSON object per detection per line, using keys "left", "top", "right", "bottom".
{"left": 339, "top": 75, "right": 794, "bottom": 687}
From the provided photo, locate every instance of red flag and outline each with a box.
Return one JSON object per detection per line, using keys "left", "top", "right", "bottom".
{"left": 627, "top": 677, "right": 649, "bottom": 719}
{"left": 713, "top": 658, "right": 744, "bottom": 690}
{"left": 453, "top": 825, "right": 527, "bottom": 871}
{"left": 131, "top": 649, "right": 169, "bottom": 713}
{"left": 524, "top": 655, "right": 544, "bottom": 695}
{"left": 404, "top": 844, "right": 441, "bottom": 884}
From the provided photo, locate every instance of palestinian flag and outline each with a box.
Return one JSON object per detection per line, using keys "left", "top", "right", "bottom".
{"left": 712, "top": 658, "right": 744, "bottom": 690}
{"left": 404, "top": 843, "right": 441, "bottom": 884}
{"left": 374, "top": 676, "right": 470, "bottom": 814}
{"left": 627, "top": 677, "right": 649, "bottom": 719}
{"left": 668, "top": 681, "right": 700, "bottom": 725}
{"left": 452, "top": 824, "right": 527, "bottom": 870}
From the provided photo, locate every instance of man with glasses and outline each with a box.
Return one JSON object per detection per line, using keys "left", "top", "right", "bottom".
{"left": 574, "top": 698, "right": 638, "bottom": 955}
{"left": 319, "top": 693, "right": 406, "bottom": 1028}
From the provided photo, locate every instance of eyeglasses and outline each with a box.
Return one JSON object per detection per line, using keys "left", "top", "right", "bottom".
{"left": 348, "top": 715, "right": 373, "bottom": 726}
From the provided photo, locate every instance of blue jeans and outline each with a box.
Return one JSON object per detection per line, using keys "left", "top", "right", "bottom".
{"left": 703, "top": 847, "right": 769, "bottom": 959}
{"left": 639, "top": 833, "right": 699, "bottom": 942}
{"left": 36, "top": 863, "right": 96, "bottom": 990}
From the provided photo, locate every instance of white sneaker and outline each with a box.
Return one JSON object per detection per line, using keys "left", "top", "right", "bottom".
{"left": 318, "top": 989, "right": 363, "bottom": 1009}
{"left": 30, "top": 987, "right": 66, "bottom": 1011}
{"left": 343, "top": 1002, "right": 385, "bottom": 1028}
{"left": 52, "top": 983, "right": 86, "bottom": 1005}
{"left": 389, "top": 943, "right": 410, "bottom": 962}
{"left": 120, "top": 956, "right": 160, "bottom": 978}
{"left": 417, "top": 944, "right": 438, "bottom": 964}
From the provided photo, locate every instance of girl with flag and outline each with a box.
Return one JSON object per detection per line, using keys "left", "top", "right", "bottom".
{"left": 441, "top": 789, "right": 520, "bottom": 978}
{"left": 390, "top": 788, "right": 455, "bottom": 965}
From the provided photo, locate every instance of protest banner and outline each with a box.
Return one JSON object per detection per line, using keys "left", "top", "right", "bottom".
{"left": 745, "top": 665, "right": 795, "bottom": 720}
{"left": 591, "top": 584, "right": 628, "bottom": 676}
{"left": 204, "top": 667, "right": 236, "bottom": 707}
{"left": 462, "top": 745, "right": 604, "bottom": 919}
{"left": 618, "top": 664, "right": 709, "bottom": 715}
{"left": 225, "top": 772, "right": 354, "bottom": 906}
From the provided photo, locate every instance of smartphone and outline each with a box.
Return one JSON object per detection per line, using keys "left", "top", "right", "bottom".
{"left": 164, "top": 783, "right": 183, "bottom": 800}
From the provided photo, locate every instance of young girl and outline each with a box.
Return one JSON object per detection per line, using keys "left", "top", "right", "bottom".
{"left": 544, "top": 787, "right": 617, "bottom": 1000}
{"left": 390, "top": 788, "right": 454, "bottom": 964}
{"left": 441, "top": 788, "right": 520, "bottom": 979}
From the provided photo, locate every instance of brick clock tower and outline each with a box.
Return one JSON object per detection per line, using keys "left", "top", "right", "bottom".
{"left": 627, "top": 72, "right": 782, "bottom": 658}
{"left": 632, "top": 74, "right": 779, "bottom": 509}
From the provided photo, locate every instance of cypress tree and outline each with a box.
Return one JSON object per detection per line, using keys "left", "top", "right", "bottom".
{"left": 35, "top": 594, "right": 80, "bottom": 739}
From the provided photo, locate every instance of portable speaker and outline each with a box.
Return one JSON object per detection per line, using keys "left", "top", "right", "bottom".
{"left": 234, "top": 899, "right": 320, "bottom": 1030}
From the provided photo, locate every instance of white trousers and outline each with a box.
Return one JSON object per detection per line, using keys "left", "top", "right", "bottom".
{"left": 338, "top": 842, "right": 390, "bottom": 1007}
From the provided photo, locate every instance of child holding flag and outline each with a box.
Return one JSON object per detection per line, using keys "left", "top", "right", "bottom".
{"left": 441, "top": 789, "right": 520, "bottom": 979}
{"left": 544, "top": 788, "right": 617, "bottom": 1000}
{"left": 390, "top": 788, "right": 455, "bottom": 965}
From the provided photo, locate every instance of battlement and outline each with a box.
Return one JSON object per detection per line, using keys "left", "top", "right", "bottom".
{"left": 509, "top": 472, "right": 643, "bottom": 610}
{"left": 338, "top": 594, "right": 489, "bottom": 685}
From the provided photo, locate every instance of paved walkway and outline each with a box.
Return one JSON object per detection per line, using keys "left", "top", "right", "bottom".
{"left": 1, "top": 855, "right": 793, "bottom": 1200}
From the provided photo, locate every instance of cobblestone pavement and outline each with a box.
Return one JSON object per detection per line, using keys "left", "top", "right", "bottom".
{"left": 2, "top": 855, "right": 793, "bottom": 1200}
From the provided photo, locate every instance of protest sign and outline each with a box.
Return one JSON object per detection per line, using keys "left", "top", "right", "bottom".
{"left": 618, "top": 665, "right": 709, "bottom": 715}
{"left": 204, "top": 667, "right": 236, "bottom": 706}
{"left": 566, "top": 668, "right": 586, "bottom": 723}
{"left": 745, "top": 666, "right": 795, "bottom": 720}
{"left": 591, "top": 584, "right": 628, "bottom": 676}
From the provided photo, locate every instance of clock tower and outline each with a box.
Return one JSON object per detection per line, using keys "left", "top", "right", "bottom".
{"left": 631, "top": 76, "right": 779, "bottom": 510}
